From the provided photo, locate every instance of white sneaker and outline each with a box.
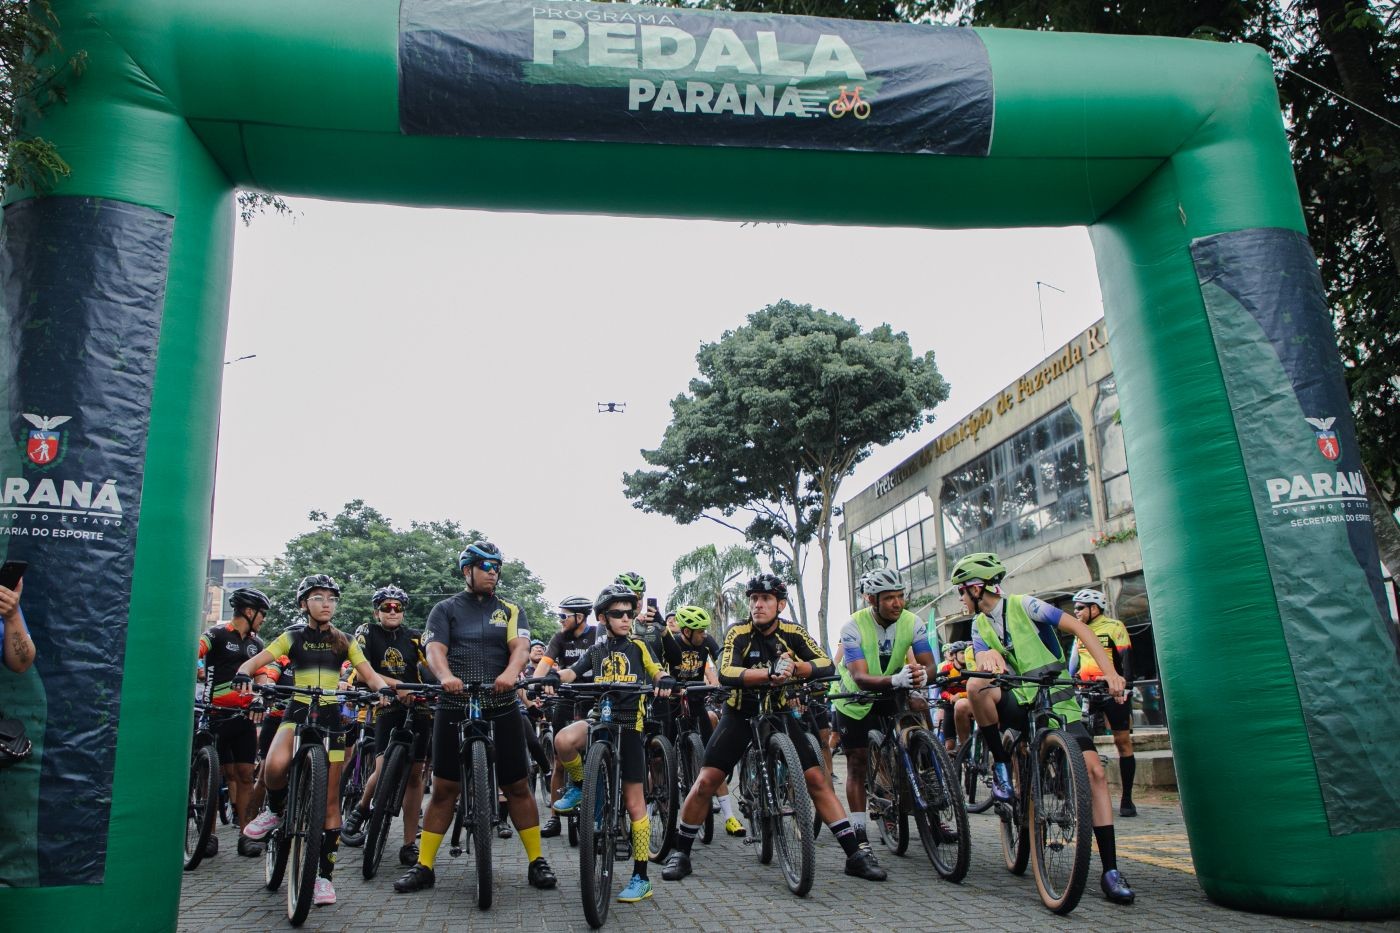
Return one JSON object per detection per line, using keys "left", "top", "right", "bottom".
{"left": 314, "top": 876, "right": 336, "bottom": 906}
{"left": 242, "top": 810, "right": 280, "bottom": 841}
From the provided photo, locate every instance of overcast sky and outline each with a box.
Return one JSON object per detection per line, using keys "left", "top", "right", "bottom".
{"left": 211, "top": 198, "right": 1104, "bottom": 640}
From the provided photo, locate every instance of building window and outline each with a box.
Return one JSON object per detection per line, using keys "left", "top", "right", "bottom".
{"left": 939, "top": 404, "right": 1091, "bottom": 566}
{"left": 1094, "top": 374, "right": 1134, "bottom": 519}
{"left": 848, "top": 491, "right": 937, "bottom": 608}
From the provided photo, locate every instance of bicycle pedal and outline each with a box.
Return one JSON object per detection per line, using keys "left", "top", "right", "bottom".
{"left": 741, "top": 836, "right": 760, "bottom": 846}
{"left": 449, "top": 846, "right": 464, "bottom": 857}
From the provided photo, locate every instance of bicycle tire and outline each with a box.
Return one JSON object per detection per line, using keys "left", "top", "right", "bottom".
{"left": 956, "top": 731, "right": 997, "bottom": 814}
{"left": 287, "top": 743, "right": 327, "bottom": 927}
{"left": 853, "top": 100, "right": 871, "bottom": 119}
{"left": 867, "top": 731, "right": 908, "bottom": 856}
{"left": 804, "top": 732, "right": 825, "bottom": 837}
{"left": 1029, "top": 729, "right": 1093, "bottom": 914}
{"left": 184, "top": 743, "right": 220, "bottom": 871}
{"left": 766, "top": 731, "right": 816, "bottom": 897}
{"left": 568, "top": 812, "right": 579, "bottom": 846}
{"left": 579, "top": 740, "right": 616, "bottom": 929}
{"left": 645, "top": 732, "right": 677, "bottom": 861}
{"left": 537, "top": 731, "right": 555, "bottom": 809}
{"left": 827, "top": 99, "right": 846, "bottom": 118}
{"left": 338, "top": 739, "right": 373, "bottom": 845}
{"left": 999, "top": 738, "right": 1030, "bottom": 876}
{"left": 743, "top": 749, "right": 772, "bottom": 864}
{"left": 682, "top": 733, "right": 713, "bottom": 845}
{"left": 363, "top": 742, "right": 409, "bottom": 880}
{"left": 264, "top": 806, "right": 291, "bottom": 891}
{"left": 908, "top": 728, "right": 970, "bottom": 882}
{"left": 467, "top": 739, "right": 494, "bottom": 910}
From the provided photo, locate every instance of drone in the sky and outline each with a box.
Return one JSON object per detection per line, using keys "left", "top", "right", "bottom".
{"left": 597, "top": 402, "right": 627, "bottom": 414}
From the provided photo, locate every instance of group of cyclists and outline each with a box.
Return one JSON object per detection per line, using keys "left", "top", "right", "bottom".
{"left": 193, "top": 538, "right": 1140, "bottom": 923}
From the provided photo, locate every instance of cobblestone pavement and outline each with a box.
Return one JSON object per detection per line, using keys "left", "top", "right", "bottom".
{"left": 180, "top": 767, "right": 1399, "bottom": 933}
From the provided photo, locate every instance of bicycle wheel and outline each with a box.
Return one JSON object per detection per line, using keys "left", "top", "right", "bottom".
{"left": 956, "top": 731, "right": 997, "bottom": 814}
{"left": 766, "top": 732, "right": 816, "bottom": 897}
{"left": 363, "top": 742, "right": 409, "bottom": 880}
{"left": 679, "top": 732, "right": 713, "bottom": 844}
{"left": 578, "top": 741, "right": 616, "bottom": 930}
{"left": 644, "top": 732, "right": 676, "bottom": 861}
{"left": 184, "top": 743, "right": 220, "bottom": 871}
{"left": 537, "top": 731, "right": 555, "bottom": 809}
{"left": 741, "top": 749, "right": 772, "bottom": 863}
{"left": 908, "top": 728, "right": 971, "bottom": 882}
{"left": 867, "top": 731, "right": 908, "bottom": 856}
{"left": 1029, "top": 729, "right": 1093, "bottom": 914}
{"left": 338, "top": 740, "right": 372, "bottom": 846}
{"left": 999, "top": 739, "right": 1030, "bottom": 876}
{"left": 466, "top": 740, "right": 495, "bottom": 910}
{"left": 264, "top": 816, "right": 291, "bottom": 891}
{"left": 287, "top": 744, "right": 327, "bottom": 927}
{"left": 804, "top": 732, "right": 825, "bottom": 837}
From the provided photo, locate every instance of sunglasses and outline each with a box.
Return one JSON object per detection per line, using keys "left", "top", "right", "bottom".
{"left": 473, "top": 560, "right": 502, "bottom": 574}
{"left": 604, "top": 609, "right": 636, "bottom": 621}
{"left": 1074, "top": 605, "right": 1089, "bottom": 612}
{"left": 379, "top": 603, "right": 404, "bottom": 614}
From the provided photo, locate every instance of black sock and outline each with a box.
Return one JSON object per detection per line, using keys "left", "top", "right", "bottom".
{"left": 320, "top": 828, "right": 340, "bottom": 879}
{"left": 268, "top": 786, "right": 287, "bottom": 815}
{"left": 1094, "top": 824, "right": 1117, "bottom": 873}
{"left": 830, "top": 818, "right": 859, "bottom": 857}
{"left": 1119, "top": 755, "right": 1136, "bottom": 803}
{"left": 675, "top": 819, "right": 700, "bottom": 855}
{"left": 634, "top": 859, "right": 648, "bottom": 880}
{"left": 983, "top": 725, "right": 1010, "bottom": 764}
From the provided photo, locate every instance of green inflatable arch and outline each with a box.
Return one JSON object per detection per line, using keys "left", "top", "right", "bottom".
{"left": 1, "top": 0, "right": 1397, "bottom": 926}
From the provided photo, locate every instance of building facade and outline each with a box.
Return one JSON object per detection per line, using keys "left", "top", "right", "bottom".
{"left": 203, "top": 555, "right": 273, "bottom": 625}
{"left": 839, "top": 320, "right": 1166, "bottom": 726}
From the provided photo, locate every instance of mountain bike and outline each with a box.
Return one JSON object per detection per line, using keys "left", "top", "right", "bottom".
{"left": 965, "top": 671, "right": 1105, "bottom": 915}
{"left": 337, "top": 705, "right": 376, "bottom": 847}
{"left": 789, "top": 677, "right": 838, "bottom": 836}
{"left": 830, "top": 686, "right": 970, "bottom": 882}
{"left": 733, "top": 682, "right": 818, "bottom": 897}
{"left": 527, "top": 692, "right": 555, "bottom": 810}
{"left": 641, "top": 698, "right": 677, "bottom": 861}
{"left": 953, "top": 720, "right": 997, "bottom": 814}
{"left": 361, "top": 687, "right": 434, "bottom": 880}
{"left": 185, "top": 703, "right": 224, "bottom": 871}
{"left": 256, "top": 684, "right": 379, "bottom": 927}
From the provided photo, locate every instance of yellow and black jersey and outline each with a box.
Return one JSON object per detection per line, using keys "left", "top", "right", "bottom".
{"left": 264, "top": 623, "right": 366, "bottom": 707}
{"left": 353, "top": 622, "right": 427, "bottom": 682}
{"left": 719, "top": 619, "right": 832, "bottom": 715}
{"left": 568, "top": 634, "right": 661, "bottom": 731}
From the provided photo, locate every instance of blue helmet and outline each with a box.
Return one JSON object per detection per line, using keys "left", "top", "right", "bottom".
{"left": 458, "top": 540, "right": 503, "bottom": 571}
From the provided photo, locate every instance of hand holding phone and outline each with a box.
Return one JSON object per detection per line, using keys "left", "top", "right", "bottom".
{"left": 0, "top": 560, "right": 26, "bottom": 591}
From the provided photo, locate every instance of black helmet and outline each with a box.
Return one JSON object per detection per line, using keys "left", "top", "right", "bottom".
{"left": 372, "top": 585, "right": 410, "bottom": 608}
{"left": 458, "top": 540, "right": 503, "bottom": 571}
{"left": 296, "top": 573, "right": 341, "bottom": 605}
{"left": 745, "top": 573, "right": 788, "bottom": 600}
{"left": 229, "top": 587, "right": 271, "bottom": 613}
{"left": 558, "top": 595, "right": 593, "bottom": 617}
{"left": 593, "top": 583, "right": 640, "bottom": 616}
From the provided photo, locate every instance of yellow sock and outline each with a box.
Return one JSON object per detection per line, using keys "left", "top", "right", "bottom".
{"left": 419, "top": 830, "right": 445, "bottom": 869}
{"left": 631, "top": 816, "right": 650, "bottom": 863}
{"left": 519, "top": 825, "right": 542, "bottom": 862}
{"left": 562, "top": 755, "right": 583, "bottom": 783}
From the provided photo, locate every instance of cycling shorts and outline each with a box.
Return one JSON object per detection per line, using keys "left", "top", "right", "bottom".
{"left": 210, "top": 712, "right": 257, "bottom": 766}
{"left": 1087, "top": 693, "right": 1132, "bottom": 733}
{"left": 374, "top": 704, "right": 433, "bottom": 763}
{"left": 702, "top": 711, "right": 821, "bottom": 776}
{"left": 278, "top": 703, "right": 348, "bottom": 763}
{"left": 994, "top": 689, "right": 1095, "bottom": 753}
{"left": 432, "top": 705, "right": 528, "bottom": 787}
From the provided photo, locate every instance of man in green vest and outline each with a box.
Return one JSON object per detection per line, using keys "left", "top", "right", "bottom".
{"left": 833, "top": 566, "right": 937, "bottom": 850}
{"left": 951, "top": 552, "right": 1134, "bottom": 906}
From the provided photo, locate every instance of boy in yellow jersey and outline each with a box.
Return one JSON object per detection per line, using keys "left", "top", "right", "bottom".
{"left": 1069, "top": 588, "right": 1138, "bottom": 817}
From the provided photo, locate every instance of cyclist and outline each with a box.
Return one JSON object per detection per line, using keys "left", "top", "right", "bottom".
{"left": 662, "top": 574, "right": 886, "bottom": 883}
{"left": 951, "top": 552, "right": 1134, "bottom": 905}
{"left": 246, "top": 651, "right": 294, "bottom": 844}
{"left": 197, "top": 586, "right": 271, "bottom": 856}
{"left": 934, "top": 640, "right": 975, "bottom": 752}
{"left": 526, "top": 639, "right": 547, "bottom": 675}
{"left": 1068, "top": 588, "right": 1138, "bottom": 817}
{"left": 394, "top": 541, "right": 557, "bottom": 894}
{"left": 542, "top": 583, "right": 676, "bottom": 904}
{"left": 536, "top": 595, "right": 598, "bottom": 837}
{"left": 341, "top": 585, "right": 432, "bottom": 867}
{"left": 615, "top": 571, "right": 666, "bottom": 665}
{"left": 832, "top": 567, "right": 936, "bottom": 849}
{"left": 235, "top": 574, "right": 392, "bottom": 906}
{"left": 669, "top": 605, "right": 745, "bottom": 837}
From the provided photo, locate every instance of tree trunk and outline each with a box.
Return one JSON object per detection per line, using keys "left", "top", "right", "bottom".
{"left": 790, "top": 537, "right": 810, "bottom": 630}
{"left": 1365, "top": 463, "right": 1400, "bottom": 582}
{"left": 1309, "top": 0, "right": 1400, "bottom": 278}
{"left": 814, "top": 479, "right": 838, "bottom": 654}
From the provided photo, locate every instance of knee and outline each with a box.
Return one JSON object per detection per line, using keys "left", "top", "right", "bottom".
{"left": 1085, "top": 755, "right": 1106, "bottom": 783}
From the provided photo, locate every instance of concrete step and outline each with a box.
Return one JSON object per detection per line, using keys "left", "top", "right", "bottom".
{"left": 1100, "top": 748, "right": 1176, "bottom": 792}
{"left": 1094, "top": 729, "right": 1170, "bottom": 754}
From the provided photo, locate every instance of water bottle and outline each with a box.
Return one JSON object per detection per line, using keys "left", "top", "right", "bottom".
{"left": 601, "top": 698, "right": 613, "bottom": 723}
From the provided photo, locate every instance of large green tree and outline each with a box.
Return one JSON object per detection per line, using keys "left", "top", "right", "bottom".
{"left": 666, "top": 542, "right": 761, "bottom": 631}
{"left": 624, "top": 300, "right": 949, "bottom": 648}
{"left": 261, "top": 500, "right": 557, "bottom": 642}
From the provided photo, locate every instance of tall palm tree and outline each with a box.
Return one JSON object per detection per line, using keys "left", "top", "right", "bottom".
{"left": 667, "top": 544, "right": 761, "bottom": 632}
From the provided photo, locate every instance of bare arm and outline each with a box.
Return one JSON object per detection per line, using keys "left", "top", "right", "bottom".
{"left": 0, "top": 581, "right": 34, "bottom": 674}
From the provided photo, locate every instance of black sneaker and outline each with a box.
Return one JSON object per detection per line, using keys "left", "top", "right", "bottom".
{"left": 1101, "top": 869, "right": 1135, "bottom": 904}
{"left": 498, "top": 822, "right": 514, "bottom": 839}
{"left": 398, "top": 843, "right": 418, "bottom": 867}
{"left": 540, "top": 815, "right": 562, "bottom": 838}
{"left": 844, "top": 848, "right": 887, "bottom": 881}
{"left": 341, "top": 806, "right": 368, "bottom": 847}
{"left": 1119, "top": 801, "right": 1138, "bottom": 817}
{"left": 237, "top": 834, "right": 263, "bottom": 857}
{"left": 203, "top": 835, "right": 219, "bottom": 858}
{"left": 528, "top": 857, "right": 558, "bottom": 889}
{"left": 394, "top": 864, "right": 435, "bottom": 893}
{"left": 661, "top": 852, "right": 692, "bottom": 881}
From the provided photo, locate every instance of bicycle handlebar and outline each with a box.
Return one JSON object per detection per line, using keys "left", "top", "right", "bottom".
{"left": 254, "top": 684, "right": 381, "bottom": 703}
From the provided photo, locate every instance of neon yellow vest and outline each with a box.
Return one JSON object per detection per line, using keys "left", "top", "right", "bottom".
{"left": 833, "top": 607, "right": 916, "bottom": 721}
{"left": 974, "top": 595, "right": 1080, "bottom": 724}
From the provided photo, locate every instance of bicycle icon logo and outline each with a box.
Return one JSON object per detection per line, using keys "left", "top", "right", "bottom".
{"left": 828, "top": 84, "right": 871, "bottom": 120}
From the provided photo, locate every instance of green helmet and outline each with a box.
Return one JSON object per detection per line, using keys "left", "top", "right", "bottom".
{"left": 614, "top": 571, "right": 646, "bottom": 595}
{"left": 674, "top": 605, "right": 712, "bottom": 631}
{"left": 950, "top": 552, "right": 1007, "bottom": 586}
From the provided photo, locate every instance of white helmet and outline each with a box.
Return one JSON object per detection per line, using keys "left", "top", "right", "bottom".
{"left": 1072, "top": 588, "right": 1108, "bottom": 612}
{"left": 861, "top": 567, "right": 907, "bottom": 595}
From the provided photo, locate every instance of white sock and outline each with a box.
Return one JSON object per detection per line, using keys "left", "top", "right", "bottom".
{"left": 717, "top": 794, "right": 734, "bottom": 819}
{"left": 850, "top": 811, "right": 867, "bottom": 831}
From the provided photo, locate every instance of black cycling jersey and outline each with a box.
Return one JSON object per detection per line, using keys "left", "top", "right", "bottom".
{"left": 423, "top": 590, "right": 526, "bottom": 710}
{"left": 353, "top": 622, "right": 426, "bottom": 683}
{"left": 568, "top": 634, "right": 661, "bottom": 732}
{"left": 631, "top": 620, "right": 669, "bottom": 673}
{"left": 198, "top": 623, "right": 265, "bottom": 708}
{"left": 718, "top": 618, "right": 832, "bottom": 716}
{"left": 544, "top": 625, "right": 597, "bottom": 681}
{"left": 670, "top": 632, "right": 720, "bottom": 683}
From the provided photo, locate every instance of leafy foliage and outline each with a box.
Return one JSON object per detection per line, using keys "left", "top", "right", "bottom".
{"left": 0, "top": 0, "right": 85, "bottom": 197}
{"left": 260, "top": 500, "right": 557, "bottom": 642}
{"left": 625, "top": 300, "right": 949, "bottom": 647}
{"left": 666, "top": 543, "right": 761, "bottom": 630}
